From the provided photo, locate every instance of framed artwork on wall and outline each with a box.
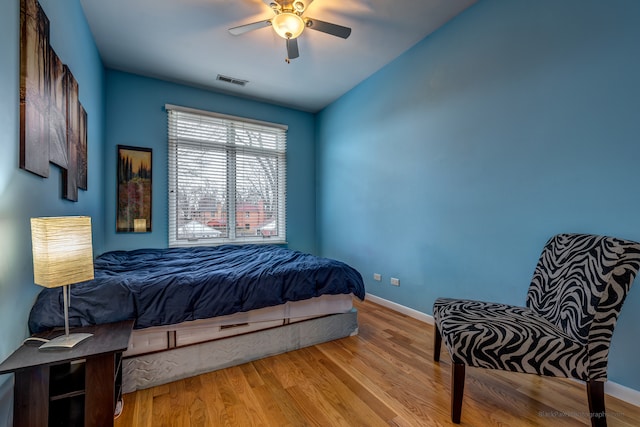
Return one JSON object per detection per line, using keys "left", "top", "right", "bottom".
{"left": 117, "top": 145, "right": 152, "bottom": 233}
{"left": 19, "top": 0, "right": 88, "bottom": 201}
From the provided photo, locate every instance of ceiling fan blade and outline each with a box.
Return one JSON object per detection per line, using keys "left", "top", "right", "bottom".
{"left": 228, "top": 20, "right": 272, "bottom": 36}
{"left": 286, "top": 38, "right": 300, "bottom": 60}
{"left": 304, "top": 18, "right": 351, "bottom": 39}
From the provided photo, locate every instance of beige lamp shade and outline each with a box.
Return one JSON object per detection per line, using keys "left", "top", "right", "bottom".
{"left": 31, "top": 216, "right": 94, "bottom": 288}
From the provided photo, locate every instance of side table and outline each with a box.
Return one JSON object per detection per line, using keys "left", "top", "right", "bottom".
{"left": 0, "top": 320, "right": 134, "bottom": 427}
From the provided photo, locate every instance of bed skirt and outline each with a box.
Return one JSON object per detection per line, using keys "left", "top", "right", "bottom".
{"left": 122, "top": 308, "right": 358, "bottom": 393}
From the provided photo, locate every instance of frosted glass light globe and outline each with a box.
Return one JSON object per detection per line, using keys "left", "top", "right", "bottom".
{"left": 272, "top": 13, "right": 305, "bottom": 39}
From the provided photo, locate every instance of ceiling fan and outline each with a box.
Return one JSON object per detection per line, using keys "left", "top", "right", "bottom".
{"left": 229, "top": 0, "right": 351, "bottom": 63}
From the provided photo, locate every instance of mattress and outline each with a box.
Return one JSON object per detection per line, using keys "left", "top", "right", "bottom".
{"left": 123, "top": 293, "right": 353, "bottom": 357}
{"left": 29, "top": 244, "right": 365, "bottom": 334}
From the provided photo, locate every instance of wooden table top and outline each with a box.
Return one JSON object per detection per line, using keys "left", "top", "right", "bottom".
{"left": 0, "top": 319, "right": 134, "bottom": 374}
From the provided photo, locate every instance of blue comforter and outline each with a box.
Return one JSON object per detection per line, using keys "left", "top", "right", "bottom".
{"left": 29, "top": 245, "right": 365, "bottom": 333}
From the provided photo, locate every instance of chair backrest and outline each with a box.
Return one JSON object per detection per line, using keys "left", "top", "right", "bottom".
{"left": 526, "top": 233, "right": 640, "bottom": 379}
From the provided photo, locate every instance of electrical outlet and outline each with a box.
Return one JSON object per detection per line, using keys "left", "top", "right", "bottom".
{"left": 373, "top": 273, "right": 381, "bottom": 281}
{"left": 390, "top": 277, "right": 400, "bottom": 286}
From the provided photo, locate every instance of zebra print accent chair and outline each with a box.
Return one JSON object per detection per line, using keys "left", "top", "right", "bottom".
{"left": 433, "top": 233, "right": 640, "bottom": 426}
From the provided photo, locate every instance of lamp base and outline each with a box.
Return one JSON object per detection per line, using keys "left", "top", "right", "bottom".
{"left": 39, "top": 332, "right": 93, "bottom": 350}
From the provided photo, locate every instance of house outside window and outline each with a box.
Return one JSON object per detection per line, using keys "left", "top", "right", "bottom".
{"left": 167, "top": 105, "right": 287, "bottom": 246}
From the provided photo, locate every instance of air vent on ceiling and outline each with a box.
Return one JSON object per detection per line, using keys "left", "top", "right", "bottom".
{"left": 216, "top": 74, "right": 248, "bottom": 87}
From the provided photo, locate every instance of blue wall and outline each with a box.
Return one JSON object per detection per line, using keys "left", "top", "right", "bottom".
{"left": 103, "top": 70, "right": 317, "bottom": 254}
{"left": 0, "top": 0, "right": 105, "bottom": 423}
{"left": 317, "top": 0, "right": 640, "bottom": 389}
{"left": 3, "top": 0, "right": 640, "bottom": 422}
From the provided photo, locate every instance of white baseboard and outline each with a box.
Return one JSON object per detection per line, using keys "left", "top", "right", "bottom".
{"left": 364, "top": 292, "right": 640, "bottom": 408}
{"left": 605, "top": 381, "right": 640, "bottom": 407}
{"left": 365, "top": 293, "right": 434, "bottom": 325}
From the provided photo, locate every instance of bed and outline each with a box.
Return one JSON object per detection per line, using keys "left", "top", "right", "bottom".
{"left": 28, "top": 244, "right": 365, "bottom": 392}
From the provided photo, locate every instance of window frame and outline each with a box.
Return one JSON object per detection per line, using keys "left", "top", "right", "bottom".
{"left": 166, "top": 104, "right": 287, "bottom": 247}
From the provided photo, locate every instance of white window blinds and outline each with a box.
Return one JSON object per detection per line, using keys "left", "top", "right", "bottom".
{"left": 167, "top": 104, "right": 287, "bottom": 247}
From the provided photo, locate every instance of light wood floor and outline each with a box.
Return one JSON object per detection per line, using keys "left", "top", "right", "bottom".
{"left": 115, "top": 299, "right": 640, "bottom": 426}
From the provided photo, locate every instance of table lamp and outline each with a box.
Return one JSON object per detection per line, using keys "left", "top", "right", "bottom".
{"left": 30, "top": 216, "right": 95, "bottom": 349}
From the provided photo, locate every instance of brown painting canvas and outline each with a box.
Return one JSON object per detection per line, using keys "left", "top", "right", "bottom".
{"left": 20, "top": 0, "right": 50, "bottom": 177}
{"left": 48, "top": 49, "right": 68, "bottom": 168}
{"left": 63, "top": 67, "right": 79, "bottom": 201}
{"left": 19, "top": 0, "right": 88, "bottom": 201}
{"left": 117, "top": 146, "right": 152, "bottom": 232}
{"left": 78, "top": 106, "right": 88, "bottom": 190}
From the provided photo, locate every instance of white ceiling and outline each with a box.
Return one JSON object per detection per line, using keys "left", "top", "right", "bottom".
{"left": 80, "top": 0, "right": 476, "bottom": 113}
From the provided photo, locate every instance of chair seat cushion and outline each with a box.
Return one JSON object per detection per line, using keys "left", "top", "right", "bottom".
{"left": 433, "top": 297, "right": 589, "bottom": 380}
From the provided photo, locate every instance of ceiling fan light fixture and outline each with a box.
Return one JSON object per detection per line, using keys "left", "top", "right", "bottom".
{"left": 272, "top": 13, "right": 305, "bottom": 39}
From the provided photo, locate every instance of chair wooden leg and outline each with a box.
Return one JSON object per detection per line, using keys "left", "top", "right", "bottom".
{"left": 434, "top": 325, "right": 442, "bottom": 362}
{"left": 587, "top": 380, "right": 607, "bottom": 427}
{"left": 451, "top": 362, "right": 465, "bottom": 424}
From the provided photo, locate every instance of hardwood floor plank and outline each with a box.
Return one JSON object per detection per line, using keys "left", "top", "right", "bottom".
{"left": 285, "top": 384, "right": 345, "bottom": 426}
{"left": 150, "top": 380, "right": 188, "bottom": 427}
{"left": 131, "top": 387, "right": 154, "bottom": 427}
{"left": 198, "top": 370, "right": 232, "bottom": 426}
{"left": 314, "top": 354, "right": 398, "bottom": 422}
{"left": 115, "top": 299, "right": 640, "bottom": 426}
{"left": 275, "top": 351, "right": 362, "bottom": 426}
{"left": 182, "top": 376, "right": 208, "bottom": 427}
{"left": 292, "top": 347, "right": 390, "bottom": 426}
{"left": 251, "top": 363, "right": 312, "bottom": 426}
{"left": 224, "top": 365, "right": 274, "bottom": 426}
{"left": 317, "top": 340, "right": 439, "bottom": 426}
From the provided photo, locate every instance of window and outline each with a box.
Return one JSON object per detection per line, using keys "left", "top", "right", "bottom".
{"left": 167, "top": 104, "right": 287, "bottom": 246}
